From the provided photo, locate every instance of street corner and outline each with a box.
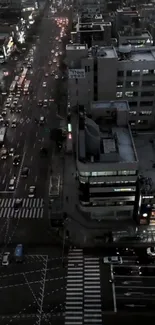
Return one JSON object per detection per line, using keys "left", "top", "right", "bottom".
{"left": 0, "top": 254, "right": 48, "bottom": 320}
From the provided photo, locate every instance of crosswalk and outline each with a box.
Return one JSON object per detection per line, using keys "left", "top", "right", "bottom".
{"left": 65, "top": 249, "right": 103, "bottom": 325}
{"left": 0, "top": 198, "right": 44, "bottom": 219}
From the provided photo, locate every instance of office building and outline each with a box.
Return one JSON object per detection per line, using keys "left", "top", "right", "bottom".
{"left": 76, "top": 100, "right": 155, "bottom": 234}
{"left": 77, "top": 100, "right": 139, "bottom": 222}
{"left": 66, "top": 44, "right": 155, "bottom": 130}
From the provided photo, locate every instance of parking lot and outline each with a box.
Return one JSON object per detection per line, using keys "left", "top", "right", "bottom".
{"left": 0, "top": 254, "right": 67, "bottom": 324}
{"left": 100, "top": 253, "right": 155, "bottom": 314}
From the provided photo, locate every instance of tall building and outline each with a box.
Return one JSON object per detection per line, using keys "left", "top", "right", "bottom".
{"left": 66, "top": 44, "right": 155, "bottom": 130}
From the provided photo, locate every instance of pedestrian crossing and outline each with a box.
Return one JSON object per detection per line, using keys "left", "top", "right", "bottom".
{"left": 65, "top": 249, "right": 103, "bottom": 325}
{"left": 84, "top": 257, "right": 102, "bottom": 324}
{"left": 0, "top": 198, "right": 44, "bottom": 219}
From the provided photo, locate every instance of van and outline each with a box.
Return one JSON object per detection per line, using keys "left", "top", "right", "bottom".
{"left": 14, "top": 244, "right": 24, "bottom": 262}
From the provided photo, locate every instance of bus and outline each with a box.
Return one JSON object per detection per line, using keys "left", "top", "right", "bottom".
{"left": 9, "top": 81, "right": 16, "bottom": 93}
{"left": 49, "top": 175, "right": 60, "bottom": 199}
{"left": 17, "top": 76, "right": 25, "bottom": 89}
{"left": 21, "top": 67, "right": 28, "bottom": 78}
{"left": 17, "top": 68, "right": 28, "bottom": 88}
{"left": 23, "top": 80, "right": 31, "bottom": 94}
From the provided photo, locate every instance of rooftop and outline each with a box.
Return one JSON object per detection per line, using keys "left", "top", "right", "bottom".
{"left": 118, "top": 30, "right": 152, "bottom": 39}
{"left": 89, "top": 46, "right": 117, "bottom": 58}
{"left": 78, "top": 101, "right": 138, "bottom": 166}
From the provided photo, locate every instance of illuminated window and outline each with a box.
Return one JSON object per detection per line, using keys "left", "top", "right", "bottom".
{"left": 125, "top": 91, "right": 133, "bottom": 97}
{"left": 116, "top": 92, "right": 122, "bottom": 98}
{"left": 143, "top": 69, "right": 149, "bottom": 75}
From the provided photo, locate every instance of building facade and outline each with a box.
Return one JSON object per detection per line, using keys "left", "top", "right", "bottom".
{"left": 66, "top": 44, "right": 155, "bottom": 130}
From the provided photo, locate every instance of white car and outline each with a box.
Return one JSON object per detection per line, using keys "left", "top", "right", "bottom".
{"left": 55, "top": 52, "right": 58, "bottom": 57}
{"left": 53, "top": 58, "right": 57, "bottom": 63}
{"left": 9, "top": 148, "right": 14, "bottom": 156}
{"left": 9, "top": 177, "right": 16, "bottom": 190}
{"left": 51, "top": 50, "right": 54, "bottom": 54}
{"left": 11, "top": 120, "right": 17, "bottom": 128}
{"left": 42, "top": 82, "right": 47, "bottom": 87}
{"left": 2, "top": 252, "right": 10, "bottom": 266}
{"left": 55, "top": 75, "right": 58, "bottom": 79}
{"left": 147, "top": 247, "right": 155, "bottom": 257}
{"left": 103, "top": 256, "right": 123, "bottom": 264}
{"left": 45, "top": 73, "right": 49, "bottom": 77}
{"left": 0, "top": 115, "right": 4, "bottom": 122}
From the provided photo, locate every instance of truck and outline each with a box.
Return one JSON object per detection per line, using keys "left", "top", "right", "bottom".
{"left": 0, "top": 127, "right": 6, "bottom": 145}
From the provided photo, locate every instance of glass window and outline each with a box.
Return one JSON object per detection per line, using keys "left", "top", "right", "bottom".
{"left": 118, "top": 170, "right": 136, "bottom": 176}
{"left": 126, "top": 70, "right": 132, "bottom": 77}
{"left": 79, "top": 172, "right": 90, "bottom": 176}
{"left": 132, "top": 70, "right": 140, "bottom": 75}
{"left": 116, "top": 92, "right": 122, "bottom": 98}
{"left": 117, "top": 70, "right": 124, "bottom": 77}
{"left": 141, "top": 91, "right": 154, "bottom": 97}
{"left": 129, "top": 101, "right": 137, "bottom": 107}
{"left": 117, "top": 81, "right": 123, "bottom": 88}
{"left": 129, "top": 111, "right": 136, "bottom": 115}
{"left": 139, "top": 111, "right": 152, "bottom": 116}
{"left": 140, "top": 101, "right": 153, "bottom": 107}
{"left": 125, "top": 91, "right": 133, "bottom": 97}
{"left": 143, "top": 69, "right": 149, "bottom": 75}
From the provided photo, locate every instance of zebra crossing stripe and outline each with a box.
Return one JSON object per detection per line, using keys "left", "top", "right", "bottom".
{"left": 0, "top": 198, "right": 44, "bottom": 219}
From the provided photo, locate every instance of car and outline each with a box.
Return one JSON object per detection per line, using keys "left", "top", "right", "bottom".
{"left": 51, "top": 50, "right": 54, "bottom": 54}
{"left": 16, "top": 106, "right": 21, "bottom": 113}
{"left": 147, "top": 247, "right": 155, "bottom": 257}
{"left": 27, "top": 63, "right": 32, "bottom": 68}
{"left": 53, "top": 58, "right": 57, "bottom": 63}
{"left": 2, "top": 109, "right": 7, "bottom": 116}
{"left": 0, "top": 115, "right": 4, "bottom": 122}
{"left": 55, "top": 52, "right": 58, "bottom": 57}
{"left": 28, "top": 186, "right": 36, "bottom": 198}
{"left": 38, "top": 100, "right": 43, "bottom": 106}
{"left": 39, "top": 116, "right": 45, "bottom": 125}
{"left": 55, "top": 75, "right": 58, "bottom": 79}
{"left": 14, "top": 244, "right": 24, "bottom": 262}
{"left": 11, "top": 120, "right": 17, "bottom": 128}
{"left": 43, "top": 99, "right": 48, "bottom": 107}
{"left": 103, "top": 256, "right": 123, "bottom": 264}
{"left": 9, "top": 177, "right": 16, "bottom": 190}
{"left": 14, "top": 198, "right": 23, "bottom": 212}
{"left": 59, "top": 51, "right": 62, "bottom": 55}
{"left": 42, "top": 82, "right": 47, "bottom": 87}
{"left": 45, "top": 73, "right": 49, "bottom": 77}
{"left": 48, "top": 61, "right": 52, "bottom": 65}
{"left": 3, "top": 120, "right": 9, "bottom": 127}
{"left": 51, "top": 71, "right": 55, "bottom": 76}
{"left": 9, "top": 148, "right": 14, "bottom": 156}
{"left": 40, "top": 147, "right": 48, "bottom": 156}
{"left": 1, "top": 148, "right": 7, "bottom": 159}
{"left": 2, "top": 252, "right": 10, "bottom": 266}
{"left": 21, "top": 167, "right": 29, "bottom": 178}
{"left": 13, "top": 155, "right": 20, "bottom": 166}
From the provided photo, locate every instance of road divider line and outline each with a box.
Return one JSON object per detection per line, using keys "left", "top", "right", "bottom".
{"left": 111, "top": 264, "right": 117, "bottom": 313}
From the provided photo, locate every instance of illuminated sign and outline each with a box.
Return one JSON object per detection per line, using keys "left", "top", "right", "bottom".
{"left": 68, "top": 69, "right": 85, "bottom": 79}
